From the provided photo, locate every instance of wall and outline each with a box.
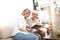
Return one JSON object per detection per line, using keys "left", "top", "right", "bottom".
{"left": 0, "top": 0, "right": 33, "bottom": 26}
{"left": 50, "top": 0, "right": 60, "bottom": 32}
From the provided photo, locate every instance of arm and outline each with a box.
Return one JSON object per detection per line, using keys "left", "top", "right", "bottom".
{"left": 26, "top": 19, "right": 31, "bottom": 29}
{"left": 18, "top": 16, "right": 28, "bottom": 33}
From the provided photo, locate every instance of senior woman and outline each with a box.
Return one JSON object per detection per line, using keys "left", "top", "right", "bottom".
{"left": 26, "top": 10, "right": 40, "bottom": 31}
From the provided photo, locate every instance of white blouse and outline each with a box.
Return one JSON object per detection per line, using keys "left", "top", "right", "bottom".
{"left": 11, "top": 15, "right": 29, "bottom": 36}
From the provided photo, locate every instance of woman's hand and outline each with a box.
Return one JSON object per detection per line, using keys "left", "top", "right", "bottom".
{"left": 26, "top": 24, "right": 31, "bottom": 29}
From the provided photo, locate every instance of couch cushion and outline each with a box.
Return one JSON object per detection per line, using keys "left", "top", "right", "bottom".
{"left": 0, "top": 25, "right": 14, "bottom": 38}
{"left": 0, "top": 38, "right": 13, "bottom": 40}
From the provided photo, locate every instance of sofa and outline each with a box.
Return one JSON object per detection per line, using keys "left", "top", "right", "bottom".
{"left": 0, "top": 25, "right": 14, "bottom": 40}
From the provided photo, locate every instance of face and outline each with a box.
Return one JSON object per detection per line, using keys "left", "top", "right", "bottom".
{"left": 32, "top": 13, "right": 38, "bottom": 18}
{"left": 23, "top": 10, "right": 30, "bottom": 18}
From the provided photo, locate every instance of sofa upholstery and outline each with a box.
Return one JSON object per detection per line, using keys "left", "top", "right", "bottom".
{"left": 0, "top": 38, "right": 13, "bottom": 40}
{"left": 0, "top": 25, "right": 14, "bottom": 40}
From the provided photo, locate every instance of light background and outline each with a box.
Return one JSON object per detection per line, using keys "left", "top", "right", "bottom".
{"left": 0, "top": 0, "right": 33, "bottom": 26}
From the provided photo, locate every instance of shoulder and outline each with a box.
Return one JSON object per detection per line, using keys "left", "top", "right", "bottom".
{"left": 17, "top": 15, "right": 25, "bottom": 22}
{"left": 18, "top": 15, "right": 24, "bottom": 20}
{"left": 20, "top": 15, "right": 24, "bottom": 18}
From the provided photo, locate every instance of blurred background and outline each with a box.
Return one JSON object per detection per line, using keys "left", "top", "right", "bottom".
{"left": 0, "top": 0, "right": 60, "bottom": 33}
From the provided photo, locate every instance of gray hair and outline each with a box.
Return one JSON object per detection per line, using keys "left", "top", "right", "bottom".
{"left": 32, "top": 10, "right": 39, "bottom": 14}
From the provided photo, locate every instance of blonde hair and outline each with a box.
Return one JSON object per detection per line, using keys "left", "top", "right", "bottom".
{"left": 22, "top": 8, "right": 31, "bottom": 15}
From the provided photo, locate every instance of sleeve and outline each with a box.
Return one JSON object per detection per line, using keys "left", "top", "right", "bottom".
{"left": 18, "top": 16, "right": 25, "bottom": 28}
{"left": 26, "top": 19, "right": 31, "bottom": 27}
{"left": 26, "top": 19, "right": 29, "bottom": 24}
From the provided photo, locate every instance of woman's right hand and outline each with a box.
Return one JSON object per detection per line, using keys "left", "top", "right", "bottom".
{"left": 26, "top": 24, "right": 31, "bottom": 29}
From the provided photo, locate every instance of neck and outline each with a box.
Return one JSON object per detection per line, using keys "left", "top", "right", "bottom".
{"left": 24, "top": 17, "right": 27, "bottom": 20}
{"left": 32, "top": 17, "right": 35, "bottom": 20}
